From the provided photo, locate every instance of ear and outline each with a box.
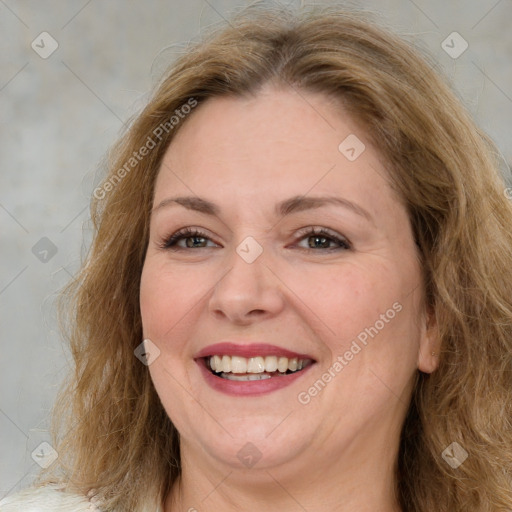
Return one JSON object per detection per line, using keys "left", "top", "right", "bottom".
{"left": 417, "top": 303, "right": 441, "bottom": 373}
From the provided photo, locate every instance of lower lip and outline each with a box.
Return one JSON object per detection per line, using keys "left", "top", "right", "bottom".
{"left": 195, "top": 358, "right": 315, "bottom": 397}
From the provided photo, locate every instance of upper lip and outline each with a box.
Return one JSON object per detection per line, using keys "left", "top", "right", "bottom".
{"left": 194, "top": 342, "right": 315, "bottom": 360}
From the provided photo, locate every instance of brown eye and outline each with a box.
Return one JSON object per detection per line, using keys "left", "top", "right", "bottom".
{"left": 159, "top": 228, "right": 217, "bottom": 250}
{"left": 294, "top": 227, "right": 351, "bottom": 251}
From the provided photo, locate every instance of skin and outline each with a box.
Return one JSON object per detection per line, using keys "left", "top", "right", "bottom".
{"left": 139, "top": 84, "right": 440, "bottom": 512}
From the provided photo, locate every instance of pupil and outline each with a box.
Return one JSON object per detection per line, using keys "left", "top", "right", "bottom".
{"left": 310, "top": 236, "right": 328, "bottom": 249}
{"left": 187, "top": 236, "right": 205, "bottom": 248}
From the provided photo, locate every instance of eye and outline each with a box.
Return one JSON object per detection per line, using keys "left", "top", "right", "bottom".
{"left": 158, "top": 227, "right": 216, "bottom": 250}
{"left": 158, "top": 226, "right": 351, "bottom": 252}
{"left": 293, "top": 226, "right": 351, "bottom": 252}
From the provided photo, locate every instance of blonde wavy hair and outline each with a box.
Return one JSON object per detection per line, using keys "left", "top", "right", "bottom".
{"left": 35, "top": 3, "right": 512, "bottom": 511}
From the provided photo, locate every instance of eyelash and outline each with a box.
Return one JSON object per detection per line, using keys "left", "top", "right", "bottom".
{"left": 158, "top": 226, "right": 351, "bottom": 252}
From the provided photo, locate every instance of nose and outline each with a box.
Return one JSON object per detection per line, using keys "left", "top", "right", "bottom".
{"left": 207, "top": 241, "right": 285, "bottom": 325}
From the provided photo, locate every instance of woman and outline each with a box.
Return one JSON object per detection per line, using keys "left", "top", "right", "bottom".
{"left": 2, "top": 3, "right": 511, "bottom": 511}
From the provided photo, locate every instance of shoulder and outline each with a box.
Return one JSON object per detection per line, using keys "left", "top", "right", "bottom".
{"left": 0, "top": 484, "right": 100, "bottom": 512}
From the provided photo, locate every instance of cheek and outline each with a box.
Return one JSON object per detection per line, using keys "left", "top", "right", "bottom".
{"left": 294, "top": 263, "right": 404, "bottom": 348}
{"left": 140, "top": 262, "right": 166, "bottom": 338}
{"left": 139, "top": 259, "right": 199, "bottom": 340}
{"left": 139, "top": 262, "right": 198, "bottom": 421}
{"left": 303, "top": 260, "right": 422, "bottom": 387}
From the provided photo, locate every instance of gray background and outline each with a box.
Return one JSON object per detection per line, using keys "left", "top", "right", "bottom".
{"left": 1, "top": 0, "right": 511, "bottom": 498}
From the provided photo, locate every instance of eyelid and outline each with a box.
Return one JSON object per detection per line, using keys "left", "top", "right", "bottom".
{"left": 158, "top": 225, "right": 351, "bottom": 252}
{"left": 293, "top": 225, "right": 350, "bottom": 243}
{"left": 291, "top": 226, "right": 351, "bottom": 251}
{"left": 157, "top": 227, "right": 217, "bottom": 250}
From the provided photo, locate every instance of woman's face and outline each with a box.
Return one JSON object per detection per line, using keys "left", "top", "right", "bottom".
{"left": 139, "top": 86, "right": 438, "bottom": 476}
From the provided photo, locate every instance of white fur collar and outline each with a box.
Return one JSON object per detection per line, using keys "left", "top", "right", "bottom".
{"left": 0, "top": 484, "right": 163, "bottom": 512}
{"left": 0, "top": 484, "right": 99, "bottom": 511}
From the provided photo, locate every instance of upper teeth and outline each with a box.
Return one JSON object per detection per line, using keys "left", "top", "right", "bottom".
{"left": 208, "top": 355, "right": 311, "bottom": 374}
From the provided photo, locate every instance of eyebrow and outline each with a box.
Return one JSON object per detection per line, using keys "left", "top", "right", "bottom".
{"left": 153, "top": 195, "right": 374, "bottom": 223}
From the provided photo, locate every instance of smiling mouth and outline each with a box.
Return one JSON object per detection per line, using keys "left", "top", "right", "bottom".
{"left": 205, "top": 355, "right": 315, "bottom": 381}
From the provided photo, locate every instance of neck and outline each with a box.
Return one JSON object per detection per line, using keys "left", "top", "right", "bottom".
{"left": 164, "top": 433, "right": 402, "bottom": 512}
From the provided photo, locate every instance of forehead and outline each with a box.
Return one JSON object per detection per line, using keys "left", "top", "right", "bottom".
{"left": 162, "top": 87, "right": 356, "bottom": 169}
{"left": 153, "top": 87, "right": 401, "bottom": 223}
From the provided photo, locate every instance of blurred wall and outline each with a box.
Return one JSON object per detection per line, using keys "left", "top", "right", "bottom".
{"left": 1, "top": 0, "right": 511, "bottom": 497}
